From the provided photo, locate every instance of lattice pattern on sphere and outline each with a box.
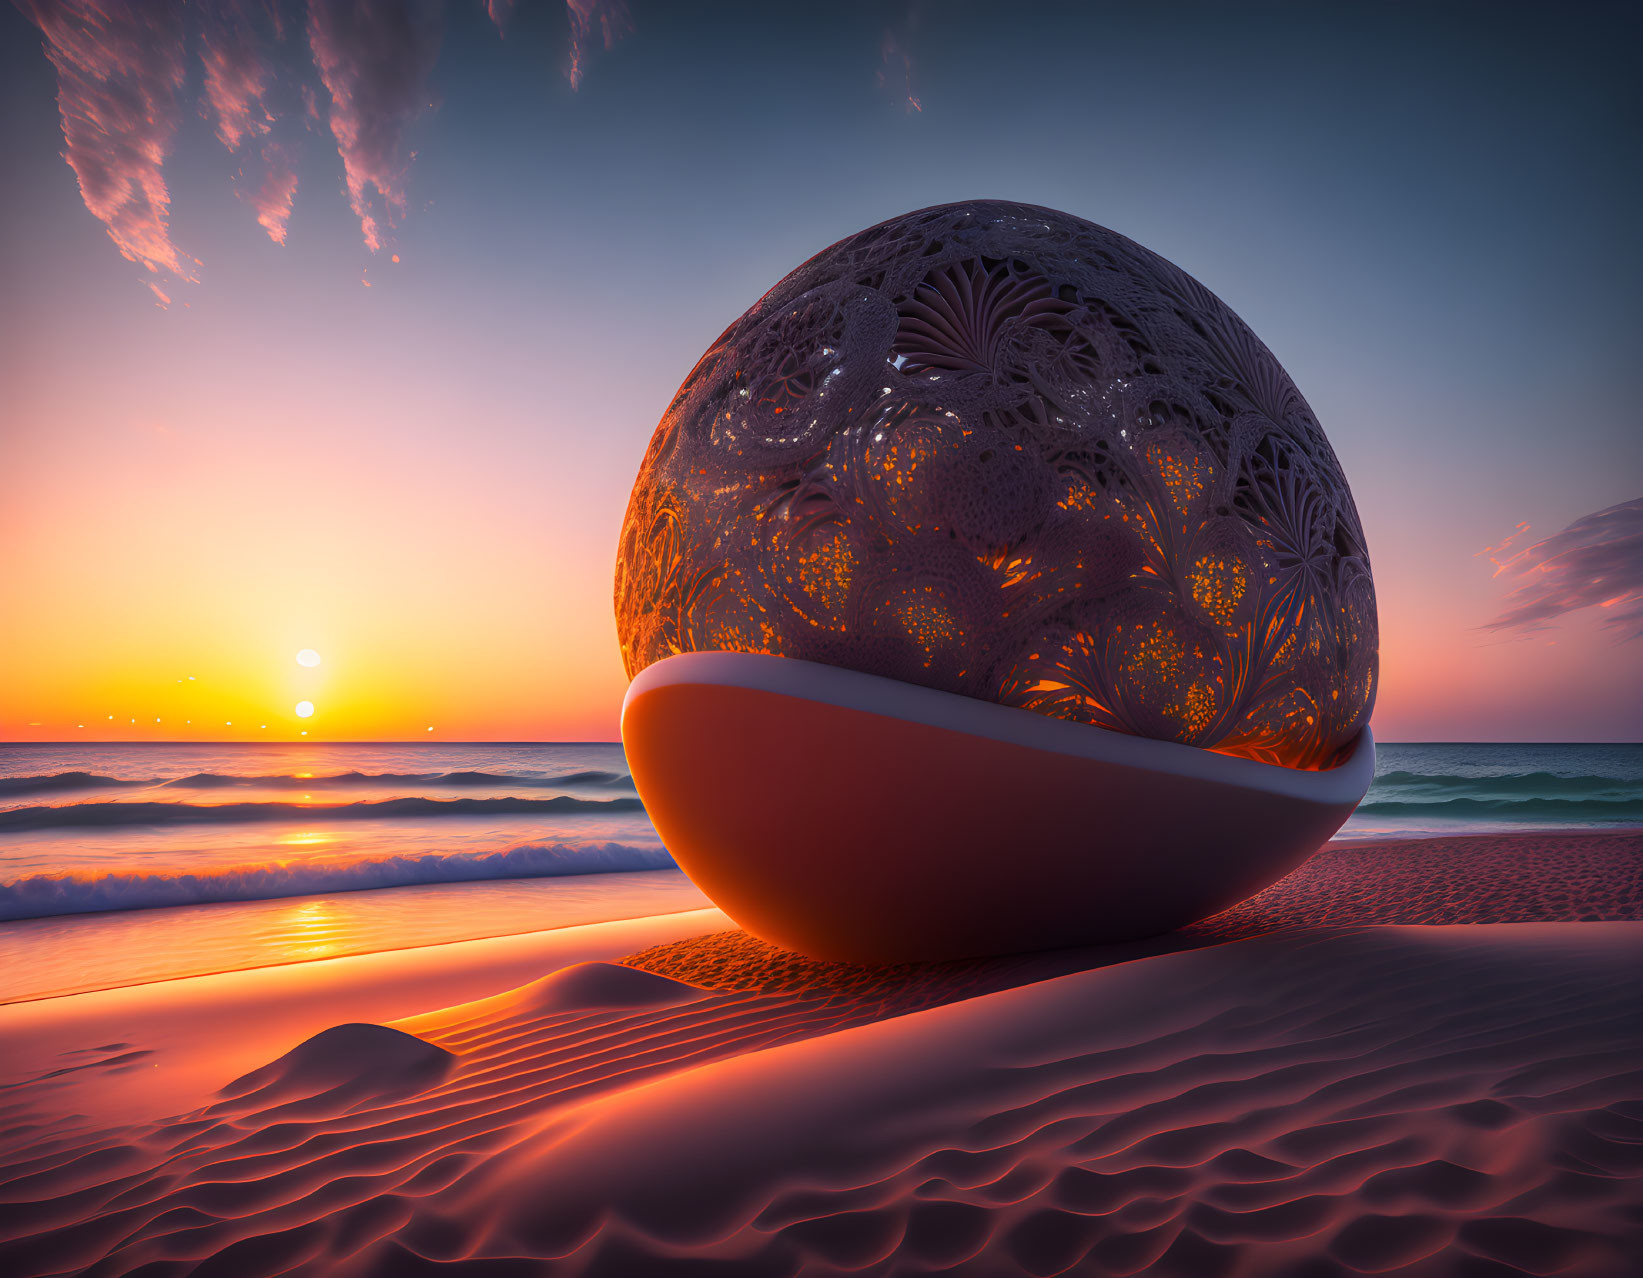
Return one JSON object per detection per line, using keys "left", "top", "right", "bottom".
{"left": 615, "top": 202, "right": 1377, "bottom": 770}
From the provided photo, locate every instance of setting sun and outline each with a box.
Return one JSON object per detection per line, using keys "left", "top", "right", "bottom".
{"left": 294, "top": 701, "right": 315, "bottom": 719}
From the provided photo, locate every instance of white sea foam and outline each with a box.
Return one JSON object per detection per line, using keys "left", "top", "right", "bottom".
{"left": 0, "top": 840, "right": 676, "bottom": 921}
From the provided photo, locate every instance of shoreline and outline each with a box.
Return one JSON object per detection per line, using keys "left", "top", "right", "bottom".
{"left": 0, "top": 867, "right": 713, "bottom": 1005}
{"left": 1330, "top": 821, "right": 1643, "bottom": 842}
{"left": 0, "top": 900, "right": 716, "bottom": 1009}
{"left": 3, "top": 827, "right": 1637, "bottom": 1006}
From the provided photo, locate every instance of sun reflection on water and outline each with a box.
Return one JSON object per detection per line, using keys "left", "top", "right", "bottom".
{"left": 272, "top": 899, "right": 347, "bottom": 962}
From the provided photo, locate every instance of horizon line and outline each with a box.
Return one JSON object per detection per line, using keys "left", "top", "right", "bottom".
{"left": 3, "top": 738, "right": 1641, "bottom": 748}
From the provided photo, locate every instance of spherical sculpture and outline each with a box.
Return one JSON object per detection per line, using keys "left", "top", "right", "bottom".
{"left": 619, "top": 201, "right": 1375, "bottom": 769}
{"left": 618, "top": 202, "right": 1378, "bottom": 962}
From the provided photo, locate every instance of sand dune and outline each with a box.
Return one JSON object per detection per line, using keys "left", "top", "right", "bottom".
{"left": 0, "top": 830, "right": 1638, "bottom": 1276}
{"left": 217, "top": 1023, "right": 457, "bottom": 1113}
{"left": 0, "top": 908, "right": 727, "bottom": 1117}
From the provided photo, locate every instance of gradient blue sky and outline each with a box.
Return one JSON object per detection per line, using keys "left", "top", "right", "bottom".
{"left": 2, "top": 0, "right": 1639, "bottom": 741}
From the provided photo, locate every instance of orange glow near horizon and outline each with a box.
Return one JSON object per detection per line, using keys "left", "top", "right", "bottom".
{"left": 3, "top": 477, "right": 1637, "bottom": 745}
{"left": 1, "top": 482, "right": 1637, "bottom": 745}
{"left": 0, "top": 614, "right": 628, "bottom": 741}
{"left": 0, "top": 346, "right": 634, "bottom": 742}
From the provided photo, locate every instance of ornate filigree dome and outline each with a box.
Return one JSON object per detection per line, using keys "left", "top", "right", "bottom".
{"left": 616, "top": 202, "right": 1376, "bottom": 769}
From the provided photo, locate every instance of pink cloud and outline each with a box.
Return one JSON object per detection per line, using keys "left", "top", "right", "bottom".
{"left": 199, "top": 0, "right": 279, "bottom": 152}
{"left": 877, "top": 5, "right": 922, "bottom": 114}
{"left": 1476, "top": 520, "right": 1532, "bottom": 573}
{"left": 565, "top": 0, "right": 632, "bottom": 90}
{"left": 17, "top": 0, "right": 198, "bottom": 281}
{"left": 306, "top": 0, "right": 444, "bottom": 253}
{"left": 877, "top": 31, "right": 921, "bottom": 113}
{"left": 483, "top": 0, "right": 515, "bottom": 34}
{"left": 251, "top": 141, "right": 301, "bottom": 244}
{"left": 1483, "top": 498, "right": 1643, "bottom": 642}
{"left": 20, "top": 0, "right": 644, "bottom": 278}
{"left": 199, "top": 0, "right": 302, "bottom": 246}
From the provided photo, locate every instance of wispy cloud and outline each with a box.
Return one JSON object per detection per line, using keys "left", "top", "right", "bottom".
{"left": 1476, "top": 520, "right": 1529, "bottom": 574}
{"left": 18, "top": 0, "right": 641, "bottom": 292}
{"left": 565, "top": 0, "right": 632, "bottom": 90}
{"left": 877, "top": 5, "right": 922, "bottom": 113}
{"left": 1482, "top": 498, "right": 1643, "bottom": 642}
{"left": 199, "top": 0, "right": 301, "bottom": 245}
{"left": 251, "top": 140, "right": 301, "bottom": 244}
{"left": 200, "top": 0, "right": 279, "bottom": 152}
{"left": 16, "top": 0, "right": 197, "bottom": 285}
{"left": 306, "top": 0, "right": 443, "bottom": 254}
{"left": 482, "top": 0, "right": 514, "bottom": 35}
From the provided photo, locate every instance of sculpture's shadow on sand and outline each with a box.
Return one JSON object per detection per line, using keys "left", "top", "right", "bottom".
{"left": 619, "top": 829, "right": 1643, "bottom": 1008}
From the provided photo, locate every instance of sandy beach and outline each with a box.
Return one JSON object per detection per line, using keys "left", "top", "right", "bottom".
{"left": 2, "top": 829, "right": 1639, "bottom": 1276}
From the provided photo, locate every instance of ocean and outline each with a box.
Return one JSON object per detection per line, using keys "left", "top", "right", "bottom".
{"left": 2, "top": 740, "right": 1637, "bottom": 1003}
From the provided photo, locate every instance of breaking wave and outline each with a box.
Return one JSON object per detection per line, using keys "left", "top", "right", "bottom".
{"left": 1355, "top": 763, "right": 1642, "bottom": 826}
{"left": 159, "top": 768, "right": 635, "bottom": 791}
{"left": 1369, "top": 771, "right": 1638, "bottom": 798}
{"left": 1354, "top": 796, "right": 1643, "bottom": 821}
{"left": 0, "top": 795, "right": 644, "bottom": 833}
{"left": 0, "top": 772, "right": 145, "bottom": 798}
{"left": 0, "top": 841, "right": 676, "bottom": 921}
{"left": 0, "top": 768, "right": 633, "bottom": 799}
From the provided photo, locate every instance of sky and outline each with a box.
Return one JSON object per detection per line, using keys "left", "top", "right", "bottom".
{"left": 2, "top": 0, "right": 1639, "bottom": 743}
